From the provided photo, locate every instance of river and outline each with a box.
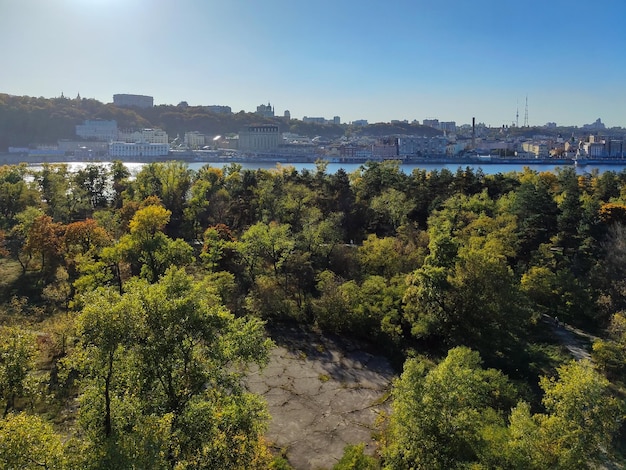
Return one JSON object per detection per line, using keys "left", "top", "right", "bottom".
{"left": 28, "top": 160, "right": 626, "bottom": 175}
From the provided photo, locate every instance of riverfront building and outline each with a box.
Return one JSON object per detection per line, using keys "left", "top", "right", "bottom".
{"left": 184, "top": 131, "right": 207, "bottom": 149}
{"left": 108, "top": 142, "right": 169, "bottom": 158}
{"left": 398, "top": 136, "right": 448, "bottom": 156}
{"left": 238, "top": 125, "right": 281, "bottom": 152}
{"left": 75, "top": 120, "right": 118, "bottom": 141}
{"left": 118, "top": 128, "right": 169, "bottom": 144}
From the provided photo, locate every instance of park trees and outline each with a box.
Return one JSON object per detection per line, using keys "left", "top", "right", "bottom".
{"left": 403, "top": 191, "right": 529, "bottom": 358}
{"left": 383, "top": 351, "right": 622, "bottom": 470}
{"left": 129, "top": 162, "right": 193, "bottom": 238}
{"left": 383, "top": 347, "right": 516, "bottom": 469}
{"left": 0, "top": 326, "right": 39, "bottom": 417}
{"left": 504, "top": 360, "right": 622, "bottom": 469}
{"left": 116, "top": 202, "right": 194, "bottom": 282}
{"left": 71, "top": 267, "right": 273, "bottom": 469}
{"left": 0, "top": 412, "right": 65, "bottom": 469}
{"left": 0, "top": 164, "right": 39, "bottom": 229}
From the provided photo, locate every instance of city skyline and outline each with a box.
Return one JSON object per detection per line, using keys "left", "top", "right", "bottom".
{"left": 2, "top": 0, "right": 626, "bottom": 128}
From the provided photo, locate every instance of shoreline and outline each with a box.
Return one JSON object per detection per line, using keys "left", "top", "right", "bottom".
{"left": 2, "top": 152, "right": 626, "bottom": 167}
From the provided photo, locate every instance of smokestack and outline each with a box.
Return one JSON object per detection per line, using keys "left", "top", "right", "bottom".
{"left": 472, "top": 117, "right": 476, "bottom": 149}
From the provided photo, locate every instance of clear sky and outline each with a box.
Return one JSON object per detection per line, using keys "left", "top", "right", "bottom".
{"left": 2, "top": 0, "right": 625, "bottom": 127}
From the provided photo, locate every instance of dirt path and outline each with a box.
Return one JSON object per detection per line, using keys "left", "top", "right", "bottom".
{"left": 246, "top": 324, "right": 395, "bottom": 470}
{"left": 542, "top": 314, "right": 597, "bottom": 361}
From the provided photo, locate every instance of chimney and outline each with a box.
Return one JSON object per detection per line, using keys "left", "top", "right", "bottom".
{"left": 472, "top": 117, "right": 476, "bottom": 149}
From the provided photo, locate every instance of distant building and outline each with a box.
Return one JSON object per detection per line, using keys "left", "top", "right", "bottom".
{"left": 204, "top": 105, "right": 232, "bottom": 114}
{"left": 284, "top": 110, "right": 291, "bottom": 120}
{"left": 256, "top": 103, "right": 275, "bottom": 118}
{"left": 108, "top": 142, "right": 169, "bottom": 158}
{"left": 238, "top": 125, "right": 281, "bottom": 152}
{"left": 113, "top": 94, "right": 154, "bottom": 109}
{"left": 118, "top": 128, "right": 168, "bottom": 144}
{"left": 184, "top": 131, "right": 206, "bottom": 149}
{"left": 372, "top": 140, "right": 398, "bottom": 158}
{"left": 440, "top": 121, "right": 457, "bottom": 133}
{"left": 76, "top": 120, "right": 118, "bottom": 141}
{"left": 340, "top": 145, "right": 373, "bottom": 159}
{"left": 423, "top": 119, "right": 440, "bottom": 129}
{"left": 398, "top": 136, "right": 448, "bottom": 156}
{"left": 352, "top": 120, "right": 368, "bottom": 126}
{"left": 58, "top": 140, "right": 108, "bottom": 157}
{"left": 333, "top": 116, "right": 341, "bottom": 125}
{"left": 583, "top": 118, "right": 606, "bottom": 130}
{"left": 608, "top": 140, "right": 624, "bottom": 157}
{"left": 303, "top": 116, "right": 326, "bottom": 124}
{"left": 521, "top": 141, "right": 550, "bottom": 158}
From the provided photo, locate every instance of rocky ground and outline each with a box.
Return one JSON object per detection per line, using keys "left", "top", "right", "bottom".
{"left": 246, "top": 324, "right": 396, "bottom": 470}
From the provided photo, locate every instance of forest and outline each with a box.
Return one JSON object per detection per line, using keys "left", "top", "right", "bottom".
{"left": 0, "top": 159, "right": 625, "bottom": 469}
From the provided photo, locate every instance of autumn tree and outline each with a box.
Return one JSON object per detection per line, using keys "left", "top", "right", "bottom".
{"left": 22, "top": 213, "right": 64, "bottom": 275}
{"left": 117, "top": 203, "right": 194, "bottom": 282}
{"left": 129, "top": 161, "right": 192, "bottom": 238}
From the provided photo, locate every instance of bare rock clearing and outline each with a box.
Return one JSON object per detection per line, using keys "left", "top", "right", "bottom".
{"left": 246, "top": 324, "right": 396, "bottom": 470}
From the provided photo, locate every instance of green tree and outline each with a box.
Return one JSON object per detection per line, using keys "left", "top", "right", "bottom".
{"left": 511, "top": 176, "right": 558, "bottom": 264}
{"left": 0, "top": 412, "right": 65, "bottom": 469}
{"left": 383, "top": 347, "right": 515, "bottom": 470}
{"left": 0, "top": 326, "right": 38, "bottom": 416}
{"left": 238, "top": 221, "right": 295, "bottom": 282}
{"left": 117, "top": 203, "right": 194, "bottom": 282}
{"left": 74, "top": 287, "right": 135, "bottom": 439}
{"left": 0, "top": 164, "right": 39, "bottom": 229}
{"left": 506, "top": 360, "right": 622, "bottom": 469}
{"left": 358, "top": 232, "right": 426, "bottom": 278}
{"left": 369, "top": 188, "right": 413, "bottom": 233}
{"left": 130, "top": 162, "right": 192, "bottom": 238}
{"left": 73, "top": 163, "right": 110, "bottom": 210}
{"left": 592, "top": 311, "right": 626, "bottom": 380}
{"left": 334, "top": 443, "right": 379, "bottom": 470}
{"left": 404, "top": 245, "right": 528, "bottom": 357}
{"left": 71, "top": 267, "right": 273, "bottom": 469}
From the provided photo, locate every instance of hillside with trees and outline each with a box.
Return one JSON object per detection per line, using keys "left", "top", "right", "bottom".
{"left": 0, "top": 160, "right": 625, "bottom": 468}
{"left": 0, "top": 94, "right": 442, "bottom": 151}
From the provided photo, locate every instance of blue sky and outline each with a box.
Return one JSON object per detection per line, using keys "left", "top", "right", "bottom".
{"left": 2, "top": 0, "right": 625, "bottom": 127}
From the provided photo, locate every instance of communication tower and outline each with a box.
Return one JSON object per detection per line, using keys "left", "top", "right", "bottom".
{"left": 524, "top": 96, "right": 529, "bottom": 127}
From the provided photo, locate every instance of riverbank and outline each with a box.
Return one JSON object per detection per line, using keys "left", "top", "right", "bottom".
{"left": 6, "top": 150, "right": 626, "bottom": 167}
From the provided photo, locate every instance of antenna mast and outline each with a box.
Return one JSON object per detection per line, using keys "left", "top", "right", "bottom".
{"left": 524, "top": 96, "right": 529, "bottom": 127}
{"left": 516, "top": 100, "right": 519, "bottom": 127}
